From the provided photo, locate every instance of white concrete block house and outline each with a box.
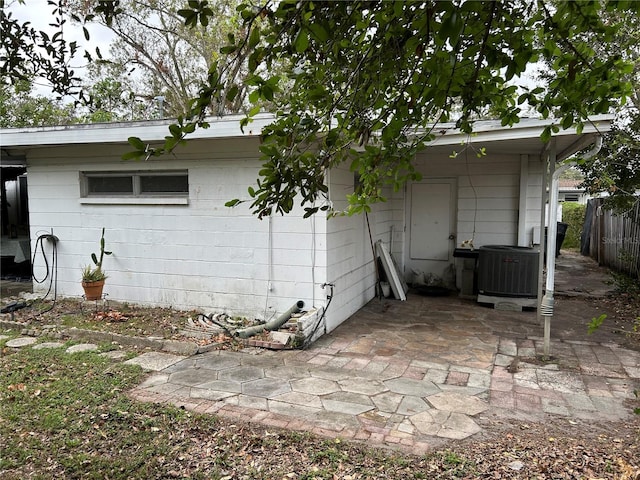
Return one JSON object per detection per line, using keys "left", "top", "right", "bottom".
{"left": 0, "top": 114, "right": 612, "bottom": 336}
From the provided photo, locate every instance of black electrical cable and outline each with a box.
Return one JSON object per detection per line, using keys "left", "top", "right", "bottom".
{"left": 31, "top": 233, "right": 58, "bottom": 315}
{"left": 301, "top": 283, "right": 334, "bottom": 350}
{"left": 365, "top": 211, "right": 383, "bottom": 300}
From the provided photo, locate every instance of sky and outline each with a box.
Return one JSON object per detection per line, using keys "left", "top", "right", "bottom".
{"left": 5, "top": 0, "right": 545, "bottom": 110}
{"left": 6, "top": 0, "right": 115, "bottom": 95}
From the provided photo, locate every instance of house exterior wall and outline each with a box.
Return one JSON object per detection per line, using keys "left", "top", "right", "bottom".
{"left": 524, "top": 156, "right": 544, "bottom": 246}
{"left": 323, "top": 165, "right": 404, "bottom": 332}
{"left": 24, "top": 136, "right": 545, "bottom": 332}
{"left": 405, "top": 150, "right": 542, "bottom": 280}
{"left": 2, "top": 116, "right": 608, "bottom": 339}
{"left": 26, "top": 137, "right": 328, "bottom": 320}
{"left": 412, "top": 151, "right": 524, "bottom": 246}
{"left": 558, "top": 190, "right": 588, "bottom": 204}
{"left": 322, "top": 150, "right": 544, "bottom": 316}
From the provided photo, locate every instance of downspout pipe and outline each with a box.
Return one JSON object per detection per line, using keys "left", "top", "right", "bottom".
{"left": 235, "top": 301, "right": 305, "bottom": 339}
{"left": 540, "top": 135, "right": 603, "bottom": 316}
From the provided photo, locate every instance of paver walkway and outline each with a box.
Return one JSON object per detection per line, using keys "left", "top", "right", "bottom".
{"left": 126, "top": 316, "right": 639, "bottom": 454}
{"left": 3, "top": 252, "right": 640, "bottom": 454}
{"left": 127, "top": 253, "right": 640, "bottom": 453}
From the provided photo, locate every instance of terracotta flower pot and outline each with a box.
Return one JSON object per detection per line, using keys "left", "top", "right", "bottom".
{"left": 82, "top": 279, "right": 105, "bottom": 300}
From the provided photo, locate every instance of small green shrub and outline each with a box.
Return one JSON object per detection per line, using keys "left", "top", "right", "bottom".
{"left": 587, "top": 313, "right": 607, "bottom": 334}
{"left": 609, "top": 269, "right": 640, "bottom": 295}
{"left": 561, "top": 202, "right": 586, "bottom": 250}
{"left": 609, "top": 250, "right": 640, "bottom": 295}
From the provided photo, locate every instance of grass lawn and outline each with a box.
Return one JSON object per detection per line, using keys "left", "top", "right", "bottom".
{"left": 0, "top": 337, "right": 468, "bottom": 479}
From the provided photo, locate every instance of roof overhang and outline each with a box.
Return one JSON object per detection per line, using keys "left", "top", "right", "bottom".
{"left": 419, "top": 115, "right": 613, "bottom": 161}
{"left": 0, "top": 114, "right": 613, "bottom": 162}
{"left": 0, "top": 148, "right": 27, "bottom": 168}
{"left": 0, "top": 113, "right": 274, "bottom": 151}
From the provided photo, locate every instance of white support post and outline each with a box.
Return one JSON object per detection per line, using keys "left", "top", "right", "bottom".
{"left": 542, "top": 142, "right": 556, "bottom": 359}
{"left": 536, "top": 144, "right": 550, "bottom": 328}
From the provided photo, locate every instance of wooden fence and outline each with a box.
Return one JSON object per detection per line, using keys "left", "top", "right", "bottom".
{"left": 582, "top": 198, "right": 640, "bottom": 279}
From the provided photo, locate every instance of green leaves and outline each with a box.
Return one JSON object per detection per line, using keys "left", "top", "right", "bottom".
{"left": 293, "top": 29, "right": 309, "bottom": 53}
{"left": 226, "top": 85, "right": 239, "bottom": 102}
{"left": 225, "top": 199, "right": 242, "bottom": 207}
{"left": 248, "top": 27, "right": 261, "bottom": 49}
{"left": 245, "top": 74, "right": 280, "bottom": 106}
{"left": 308, "top": 23, "right": 329, "bottom": 42}
{"left": 438, "top": 9, "right": 463, "bottom": 44}
{"left": 122, "top": 137, "right": 147, "bottom": 161}
{"left": 113, "top": 0, "right": 639, "bottom": 218}
{"left": 122, "top": 115, "right": 202, "bottom": 161}
{"left": 541, "top": 125, "right": 559, "bottom": 144}
{"left": 588, "top": 314, "right": 607, "bottom": 335}
{"left": 178, "top": 1, "right": 214, "bottom": 28}
{"left": 213, "top": 0, "right": 637, "bottom": 217}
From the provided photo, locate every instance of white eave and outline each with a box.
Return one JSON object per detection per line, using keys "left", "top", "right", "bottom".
{"left": 0, "top": 113, "right": 274, "bottom": 148}
{"left": 422, "top": 115, "right": 613, "bottom": 161}
{"left": 0, "top": 113, "right": 613, "bottom": 162}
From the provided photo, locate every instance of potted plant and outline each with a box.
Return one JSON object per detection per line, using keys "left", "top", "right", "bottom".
{"left": 81, "top": 228, "right": 112, "bottom": 300}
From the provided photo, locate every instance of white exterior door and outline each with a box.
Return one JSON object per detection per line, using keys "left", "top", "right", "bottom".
{"left": 406, "top": 179, "right": 457, "bottom": 279}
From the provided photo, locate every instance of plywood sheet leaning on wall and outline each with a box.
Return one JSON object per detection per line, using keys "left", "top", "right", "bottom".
{"left": 376, "top": 240, "right": 408, "bottom": 301}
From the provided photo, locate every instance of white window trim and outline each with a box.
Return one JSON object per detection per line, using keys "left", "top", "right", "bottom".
{"left": 80, "top": 170, "right": 189, "bottom": 205}
{"left": 79, "top": 197, "right": 189, "bottom": 205}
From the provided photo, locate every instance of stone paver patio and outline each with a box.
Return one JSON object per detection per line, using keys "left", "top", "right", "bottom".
{"left": 127, "top": 253, "right": 640, "bottom": 453}
{"left": 3, "top": 252, "right": 640, "bottom": 454}
{"left": 126, "top": 322, "right": 639, "bottom": 454}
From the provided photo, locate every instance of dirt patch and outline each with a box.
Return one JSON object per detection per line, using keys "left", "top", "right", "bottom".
{"left": 459, "top": 416, "right": 640, "bottom": 479}
{"left": 551, "top": 249, "right": 640, "bottom": 350}
{"left": 166, "top": 416, "right": 640, "bottom": 479}
{"left": 587, "top": 292, "right": 640, "bottom": 339}
{"left": 2, "top": 286, "right": 639, "bottom": 352}
{"left": 551, "top": 293, "right": 640, "bottom": 351}
{"left": 1, "top": 297, "right": 208, "bottom": 341}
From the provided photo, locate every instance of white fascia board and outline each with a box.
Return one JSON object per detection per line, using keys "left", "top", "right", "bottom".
{"left": 0, "top": 113, "right": 275, "bottom": 148}
{"left": 422, "top": 115, "right": 613, "bottom": 148}
{"left": 0, "top": 113, "right": 614, "bottom": 151}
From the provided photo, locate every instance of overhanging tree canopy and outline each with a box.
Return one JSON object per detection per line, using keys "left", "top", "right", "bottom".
{"left": 66, "top": 0, "right": 250, "bottom": 118}
{"left": 2, "top": 0, "right": 638, "bottom": 217}
{"left": 178, "top": 0, "right": 638, "bottom": 218}
{"left": 570, "top": 6, "right": 640, "bottom": 212}
{"left": 578, "top": 117, "right": 640, "bottom": 212}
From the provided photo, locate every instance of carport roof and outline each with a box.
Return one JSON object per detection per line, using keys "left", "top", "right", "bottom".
{"left": 0, "top": 113, "right": 613, "bottom": 163}
{"left": 420, "top": 115, "right": 612, "bottom": 161}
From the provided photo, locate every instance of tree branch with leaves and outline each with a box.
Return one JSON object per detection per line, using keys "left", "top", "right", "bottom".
{"left": 3, "top": 0, "right": 638, "bottom": 218}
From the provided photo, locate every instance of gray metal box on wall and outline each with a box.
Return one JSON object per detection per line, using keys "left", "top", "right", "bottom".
{"left": 477, "top": 245, "right": 539, "bottom": 298}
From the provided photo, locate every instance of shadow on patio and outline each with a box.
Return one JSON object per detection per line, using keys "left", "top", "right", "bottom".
{"left": 307, "top": 249, "right": 622, "bottom": 373}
